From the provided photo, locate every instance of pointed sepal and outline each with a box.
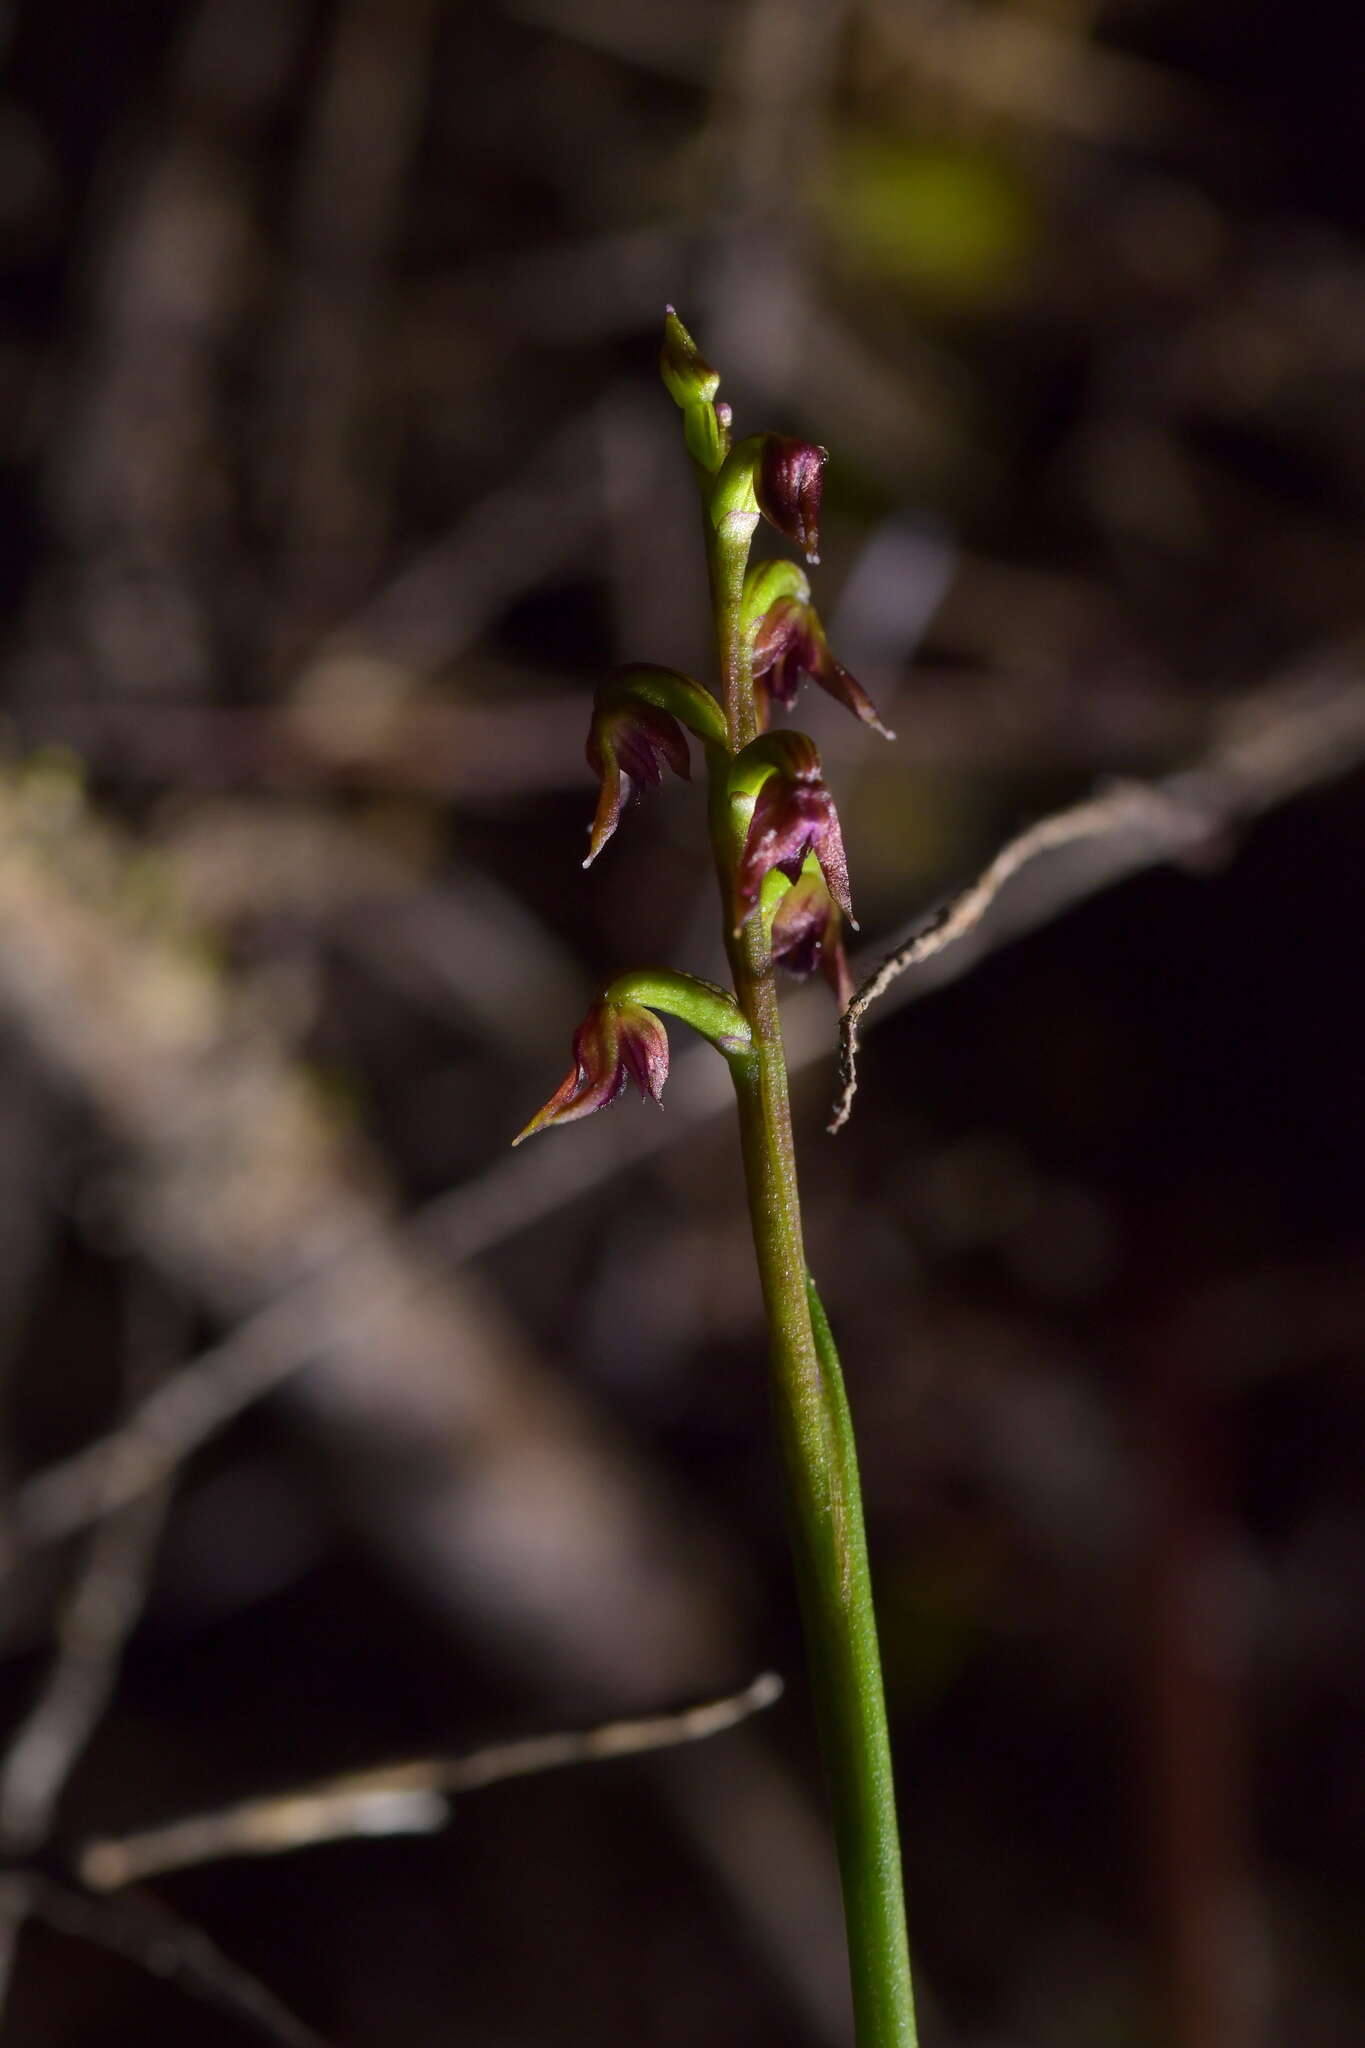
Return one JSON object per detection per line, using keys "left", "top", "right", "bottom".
{"left": 741, "top": 559, "right": 892, "bottom": 737}
{"left": 584, "top": 665, "right": 726, "bottom": 865}
{"left": 513, "top": 971, "right": 751, "bottom": 1146}
{"left": 514, "top": 996, "right": 669, "bottom": 1144}
{"left": 730, "top": 732, "right": 855, "bottom": 930}
{"left": 770, "top": 857, "right": 855, "bottom": 1009}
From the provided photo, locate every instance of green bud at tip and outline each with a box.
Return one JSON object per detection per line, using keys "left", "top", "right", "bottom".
{"left": 660, "top": 307, "right": 721, "bottom": 410}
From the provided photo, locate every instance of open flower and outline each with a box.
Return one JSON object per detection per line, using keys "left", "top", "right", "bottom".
{"left": 583, "top": 666, "right": 725, "bottom": 866}
{"left": 770, "top": 863, "right": 855, "bottom": 1009}
{"left": 753, "top": 596, "right": 892, "bottom": 738}
{"left": 756, "top": 437, "right": 827, "bottom": 563}
{"left": 585, "top": 699, "right": 691, "bottom": 866}
{"left": 734, "top": 734, "right": 853, "bottom": 929}
{"left": 514, "top": 997, "right": 669, "bottom": 1144}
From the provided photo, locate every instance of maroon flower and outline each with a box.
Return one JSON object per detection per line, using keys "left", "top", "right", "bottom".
{"left": 585, "top": 699, "right": 691, "bottom": 866}
{"left": 735, "top": 737, "right": 853, "bottom": 928}
{"left": 770, "top": 866, "right": 855, "bottom": 1009}
{"left": 756, "top": 437, "right": 827, "bottom": 563}
{"left": 514, "top": 997, "right": 669, "bottom": 1144}
{"left": 753, "top": 597, "right": 892, "bottom": 737}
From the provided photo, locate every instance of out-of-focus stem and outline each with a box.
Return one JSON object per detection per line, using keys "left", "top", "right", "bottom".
{"left": 704, "top": 517, "right": 918, "bottom": 2047}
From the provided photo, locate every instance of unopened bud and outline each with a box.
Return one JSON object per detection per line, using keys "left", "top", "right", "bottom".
{"left": 660, "top": 307, "right": 721, "bottom": 410}
{"left": 756, "top": 437, "right": 827, "bottom": 564}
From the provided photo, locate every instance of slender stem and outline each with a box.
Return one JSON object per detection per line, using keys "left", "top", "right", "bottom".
{"left": 705, "top": 520, "right": 918, "bottom": 2047}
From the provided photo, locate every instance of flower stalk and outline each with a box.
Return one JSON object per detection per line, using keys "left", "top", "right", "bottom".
{"left": 517, "top": 310, "right": 918, "bottom": 2045}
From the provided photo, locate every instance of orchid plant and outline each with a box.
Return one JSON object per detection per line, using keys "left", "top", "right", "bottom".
{"left": 516, "top": 311, "right": 919, "bottom": 2046}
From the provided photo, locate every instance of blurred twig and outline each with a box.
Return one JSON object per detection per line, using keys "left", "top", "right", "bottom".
{"left": 0, "top": 1285, "right": 186, "bottom": 2028}
{"left": 0, "top": 752, "right": 741, "bottom": 1703}
{"left": 828, "top": 781, "right": 1205, "bottom": 1132}
{"left": 861, "top": 0, "right": 1204, "bottom": 142}
{"left": 0, "top": 1481, "right": 170, "bottom": 1857}
{"left": 80, "top": 1671, "right": 783, "bottom": 1889}
{"left": 0, "top": 1873, "right": 328, "bottom": 2048}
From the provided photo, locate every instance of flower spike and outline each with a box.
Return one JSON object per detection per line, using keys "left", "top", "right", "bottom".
{"left": 514, "top": 996, "right": 669, "bottom": 1144}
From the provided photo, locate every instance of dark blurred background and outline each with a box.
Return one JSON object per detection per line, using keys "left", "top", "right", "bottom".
{"left": 0, "top": 1, "right": 1362, "bottom": 2042}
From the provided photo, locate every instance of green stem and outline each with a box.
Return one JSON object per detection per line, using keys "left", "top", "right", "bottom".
{"left": 602, "top": 967, "right": 751, "bottom": 1056}
{"left": 704, "top": 520, "right": 918, "bottom": 2047}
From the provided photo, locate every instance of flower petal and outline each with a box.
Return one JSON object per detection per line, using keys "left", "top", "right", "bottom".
{"left": 584, "top": 701, "right": 691, "bottom": 865}
{"left": 736, "top": 770, "right": 853, "bottom": 925}
{"left": 771, "top": 868, "right": 855, "bottom": 1009}
{"left": 756, "top": 438, "right": 827, "bottom": 563}
{"left": 513, "top": 997, "right": 670, "bottom": 1144}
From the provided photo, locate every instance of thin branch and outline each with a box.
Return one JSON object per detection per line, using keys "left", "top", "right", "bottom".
{"left": 828, "top": 782, "right": 1205, "bottom": 1132}
{"left": 0, "top": 1288, "right": 184, "bottom": 2029}
{"left": 829, "top": 668, "right": 1365, "bottom": 1131}
{"left": 12, "top": 1287, "right": 335, "bottom": 1552}
{"left": 9, "top": 1874, "right": 329, "bottom": 2048}
{"left": 0, "top": 1483, "right": 170, "bottom": 1855}
{"left": 79, "top": 1670, "right": 783, "bottom": 1889}
{"left": 1, "top": 1287, "right": 179, "bottom": 1864}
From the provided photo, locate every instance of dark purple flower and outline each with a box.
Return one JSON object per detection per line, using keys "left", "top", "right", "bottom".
{"left": 585, "top": 699, "right": 691, "bottom": 865}
{"left": 514, "top": 998, "right": 669, "bottom": 1144}
{"left": 752, "top": 597, "right": 893, "bottom": 737}
{"left": 756, "top": 437, "right": 827, "bottom": 563}
{"left": 770, "top": 866, "right": 855, "bottom": 1010}
{"left": 735, "top": 738, "right": 853, "bottom": 928}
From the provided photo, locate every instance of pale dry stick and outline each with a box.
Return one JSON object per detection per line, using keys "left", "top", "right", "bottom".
{"left": 829, "top": 666, "right": 1365, "bottom": 1131}
{"left": 0, "top": 1483, "right": 171, "bottom": 1855}
{"left": 12, "top": 1285, "right": 339, "bottom": 1551}
{"left": 0, "top": 1295, "right": 182, "bottom": 2029}
{"left": 4, "top": 1872, "right": 328, "bottom": 2048}
{"left": 0, "top": 1286, "right": 177, "bottom": 1860}
{"left": 828, "top": 782, "right": 1206, "bottom": 1133}
{"left": 80, "top": 1670, "right": 783, "bottom": 1890}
